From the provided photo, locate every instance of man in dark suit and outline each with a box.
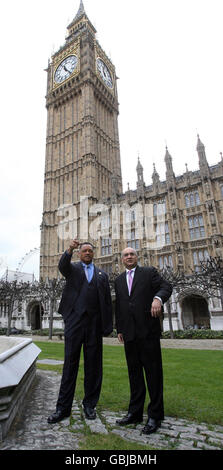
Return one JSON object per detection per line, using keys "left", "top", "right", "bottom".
{"left": 115, "top": 247, "right": 172, "bottom": 434}
{"left": 48, "top": 239, "right": 113, "bottom": 424}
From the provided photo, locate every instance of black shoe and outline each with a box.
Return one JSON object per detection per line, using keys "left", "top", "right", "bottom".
{"left": 47, "top": 410, "right": 70, "bottom": 424}
{"left": 141, "top": 418, "right": 161, "bottom": 435}
{"left": 83, "top": 406, "right": 96, "bottom": 420}
{"left": 116, "top": 413, "right": 143, "bottom": 426}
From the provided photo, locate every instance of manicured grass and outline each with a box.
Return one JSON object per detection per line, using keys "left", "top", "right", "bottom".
{"left": 35, "top": 341, "right": 223, "bottom": 425}
{"left": 163, "top": 348, "right": 223, "bottom": 424}
{"left": 36, "top": 341, "right": 65, "bottom": 360}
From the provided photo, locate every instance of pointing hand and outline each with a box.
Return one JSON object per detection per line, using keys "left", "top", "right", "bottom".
{"left": 68, "top": 239, "right": 79, "bottom": 254}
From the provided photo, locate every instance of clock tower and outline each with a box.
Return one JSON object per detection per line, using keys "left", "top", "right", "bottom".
{"left": 40, "top": 1, "right": 122, "bottom": 279}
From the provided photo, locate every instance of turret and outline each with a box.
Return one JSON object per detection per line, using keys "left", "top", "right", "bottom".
{"left": 196, "top": 134, "right": 210, "bottom": 178}
{"left": 136, "top": 157, "right": 145, "bottom": 198}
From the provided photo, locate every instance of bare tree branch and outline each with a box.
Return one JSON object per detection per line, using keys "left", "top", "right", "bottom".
{"left": 0, "top": 280, "right": 31, "bottom": 335}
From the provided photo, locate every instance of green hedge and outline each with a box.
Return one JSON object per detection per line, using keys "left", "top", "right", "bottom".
{"left": 162, "top": 329, "right": 223, "bottom": 339}
{"left": 0, "top": 328, "right": 64, "bottom": 336}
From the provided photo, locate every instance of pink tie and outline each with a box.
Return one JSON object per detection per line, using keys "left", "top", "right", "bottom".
{"left": 127, "top": 270, "right": 133, "bottom": 295}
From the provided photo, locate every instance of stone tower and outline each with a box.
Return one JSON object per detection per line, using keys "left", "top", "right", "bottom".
{"left": 40, "top": 1, "right": 122, "bottom": 279}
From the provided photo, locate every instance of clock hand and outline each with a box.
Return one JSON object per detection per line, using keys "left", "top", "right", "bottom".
{"left": 63, "top": 65, "right": 72, "bottom": 74}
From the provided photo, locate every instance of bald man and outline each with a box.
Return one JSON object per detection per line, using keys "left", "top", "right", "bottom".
{"left": 115, "top": 247, "right": 172, "bottom": 434}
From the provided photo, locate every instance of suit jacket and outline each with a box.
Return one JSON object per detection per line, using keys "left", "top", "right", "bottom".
{"left": 115, "top": 265, "right": 172, "bottom": 341}
{"left": 58, "top": 251, "right": 113, "bottom": 336}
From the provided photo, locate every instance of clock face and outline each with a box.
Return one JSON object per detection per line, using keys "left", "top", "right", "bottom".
{"left": 54, "top": 55, "right": 78, "bottom": 84}
{"left": 96, "top": 58, "right": 113, "bottom": 88}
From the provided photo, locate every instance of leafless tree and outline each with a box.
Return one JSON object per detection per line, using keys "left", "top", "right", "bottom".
{"left": 190, "top": 256, "right": 223, "bottom": 307}
{"left": 0, "top": 279, "right": 31, "bottom": 336}
{"left": 32, "top": 278, "right": 65, "bottom": 339}
{"left": 160, "top": 266, "right": 188, "bottom": 339}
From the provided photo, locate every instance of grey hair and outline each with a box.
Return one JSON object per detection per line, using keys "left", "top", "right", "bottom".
{"left": 121, "top": 247, "right": 138, "bottom": 257}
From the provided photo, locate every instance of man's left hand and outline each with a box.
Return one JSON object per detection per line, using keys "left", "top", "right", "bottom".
{"left": 151, "top": 298, "right": 162, "bottom": 318}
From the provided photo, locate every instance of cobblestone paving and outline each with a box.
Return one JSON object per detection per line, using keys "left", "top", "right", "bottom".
{"left": 1, "top": 369, "right": 223, "bottom": 451}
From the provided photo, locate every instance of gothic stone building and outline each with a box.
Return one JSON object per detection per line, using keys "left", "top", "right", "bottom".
{"left": 2, "top": 2, "right": 222, "bottom": 332}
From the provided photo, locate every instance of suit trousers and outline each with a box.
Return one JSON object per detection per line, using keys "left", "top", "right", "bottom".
{"left": 124, "top": 336, "right": 164, "bottom": 421}
{"left": 56, "top": 311, "right": 102, "bottom": 414}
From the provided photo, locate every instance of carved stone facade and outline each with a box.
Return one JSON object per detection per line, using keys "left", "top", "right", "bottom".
{"left": 38, "top": 2, "right": 223, "bottom": 331}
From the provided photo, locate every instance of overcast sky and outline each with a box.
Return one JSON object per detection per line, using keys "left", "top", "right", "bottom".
{"left": 0, "top": 0, "right": 222, "bottom": 278}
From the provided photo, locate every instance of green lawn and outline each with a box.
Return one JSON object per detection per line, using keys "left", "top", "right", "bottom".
{"left": 35, "top": 341, "right": 223, "bottom": 425}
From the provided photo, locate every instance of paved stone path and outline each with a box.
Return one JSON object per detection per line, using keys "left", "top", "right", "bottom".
{"left": 32, "top": 335, "right": 223, "bottom": 350}
{"left": 1, "top": 369, "right": 223, "bottom": 451}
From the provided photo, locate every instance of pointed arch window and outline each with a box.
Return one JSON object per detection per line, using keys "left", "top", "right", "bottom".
{"left": 188, "top": 215, "right": 205, "bottom": 239}
{"left": 185, "top": 190, "right": 200, "bottom": 207}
